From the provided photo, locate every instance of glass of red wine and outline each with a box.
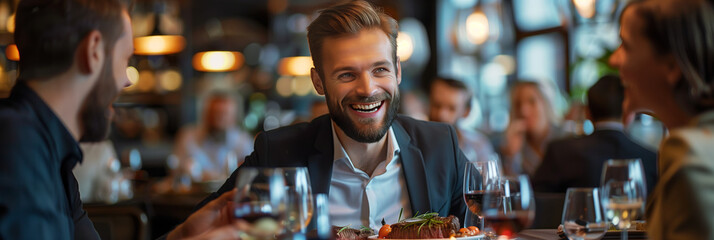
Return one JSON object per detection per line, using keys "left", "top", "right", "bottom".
{"left": 482, "top": 175, "right": 535, "bottom": 239}
{"left": 233, "top": 167, "right": 286, "bottom": 239}
{"left": 463, "top": 160, "right": 500, "bottom": 235}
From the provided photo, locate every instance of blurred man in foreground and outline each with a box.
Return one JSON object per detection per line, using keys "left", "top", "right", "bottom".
{"left": 0, "top": 0, "right": 242, "bottom": 239}
{"left": 429, "top": 77, "right": 495, "bottom": 162}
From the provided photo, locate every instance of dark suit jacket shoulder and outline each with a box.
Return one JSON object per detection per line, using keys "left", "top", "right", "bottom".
{"left": 533, "top": 129, "right": 658, "bottom": 194}
{"left": 198, "top": 114, "right": 468, "bottom": 222}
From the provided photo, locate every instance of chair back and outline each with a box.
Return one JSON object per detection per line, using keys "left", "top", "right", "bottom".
{"left": 85, "top": 205, "right": 149, "bottom": 240}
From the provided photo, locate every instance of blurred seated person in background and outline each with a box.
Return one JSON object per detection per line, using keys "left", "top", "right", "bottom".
{"left": 192, "top": 0, "right": 468, "bottom": 231}
{"left": 0, "top": 0, "right": 247, "bottom": 239}
{"left": 532, "top": 75, "right": 657, "bottom": 194}
{"left": 173, "top": 92, "right": 253, "bottom": 181}
{"left": 429, "top": 77, "right": 495, "bottom": 162}
{"left": 500, "top": 81, "right": 568, "bottom": 177}
{"left": 609, "top": 0, "right": 714, "bottom": 238}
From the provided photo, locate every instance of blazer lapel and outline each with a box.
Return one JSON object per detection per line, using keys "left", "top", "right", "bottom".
{"left": 308, "top": 116, "right": 335, "bottom": 195}
{"left": 393, "top": 121, "right": 432, "bottom": 213}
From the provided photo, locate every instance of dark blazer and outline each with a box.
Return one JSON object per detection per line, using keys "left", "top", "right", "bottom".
{"left": 533, "top": 128, "right": 658, "bottom": 195}
{"left": 196, "top": 114, "right": 468, "bottom": 223}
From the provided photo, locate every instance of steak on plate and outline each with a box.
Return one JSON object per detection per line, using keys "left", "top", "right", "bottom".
{"left": 386, "top": 215, "right": 460, "bottom": 239}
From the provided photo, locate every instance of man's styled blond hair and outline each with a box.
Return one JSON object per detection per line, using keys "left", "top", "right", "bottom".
{"left": 306, "top": 0, "right": 399, "bottom": 79}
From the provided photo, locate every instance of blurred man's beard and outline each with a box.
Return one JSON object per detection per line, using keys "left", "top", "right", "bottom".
{"left": 326, "top": 89, "right": 400, "bottom": 143}
{"left": 79, "top": 58, "right": 119, "bottom": 142}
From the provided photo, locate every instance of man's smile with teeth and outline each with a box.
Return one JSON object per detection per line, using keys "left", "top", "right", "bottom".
{"left": 350, "top": 101, "right": 383, "bottom": 113}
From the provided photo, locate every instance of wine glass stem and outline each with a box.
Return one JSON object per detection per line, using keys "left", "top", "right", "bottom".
{"left": 622, "top": 229, "right": 628, "bottom": 240}
{"left": 478, "top": 215, "right": 484, "bottom": 233}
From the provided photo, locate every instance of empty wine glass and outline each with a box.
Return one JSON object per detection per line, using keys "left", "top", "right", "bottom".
{"left": 233, "top": 167, "right": 286, "bottom": 239}
{"left": 600, "top": 159, "right": 646, "bottom": 240}
{"left": 282, "top": 167, "right": 314, "bottom": 234}
{"left": 463, "top": 160, "right": 500, "bottom": 233}
{"left": 482, "top": 175, "right": 535, "bottom": 239}
{"left": 562, "top": 188, "right": 607, "bottom": 240}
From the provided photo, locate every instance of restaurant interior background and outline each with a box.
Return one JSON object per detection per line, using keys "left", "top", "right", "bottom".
{"left": 0, "top": 0, "right": 666, "bottom": 238}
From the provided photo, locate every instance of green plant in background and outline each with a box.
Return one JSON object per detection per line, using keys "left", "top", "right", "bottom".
{"left": 569, "top": 48, "right": 619, "bottom": 104}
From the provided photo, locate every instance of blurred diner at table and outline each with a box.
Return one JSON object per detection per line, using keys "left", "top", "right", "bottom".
{"left": 533, "top": 74, "right": 658, "bottom": 195}
{"left": 499, "top": 81, "right": 570, "bottom": 178}
{"left": 428, "top": 77, "right": 495, "bottom": 163}
{"left": 172, "top": 92, "right": 253, "bottom": 183}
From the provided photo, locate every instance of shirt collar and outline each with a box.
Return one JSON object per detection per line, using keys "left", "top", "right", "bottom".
{"left": 331, "top": 121, "right": 400, "bottom": 169}
{"left": 594, "top": 121, "right": 624, "bottom": 131}
{"left": 9, "top": 81, "right": 83, "bottom": 164}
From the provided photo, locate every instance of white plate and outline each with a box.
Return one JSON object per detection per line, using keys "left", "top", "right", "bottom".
{"left": 367, "top": 234, "right": 485, "bottom": 240}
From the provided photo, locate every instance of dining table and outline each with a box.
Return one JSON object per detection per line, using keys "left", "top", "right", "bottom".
{"left": 518, "top": 229, "right": 649, "bottom": 240}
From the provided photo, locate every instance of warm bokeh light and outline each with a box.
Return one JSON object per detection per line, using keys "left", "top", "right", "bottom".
{"left": 192, "top": 51, "right": 244, "bottom": 72}
{"left": 159, "top": 70, "right": 182, "bottom": 91}
{"left": 493, "top": 55, "right": 516, "bottom": 75}
{"left": 466, "top": 11, "right": 489, "bottom": 45}
{"left": 278, "top": 56, "right": 313, "bottom": 76}
{"left": 124, "top": 66, "right": 139, "bottom": 91}
{"left": 396, "top": 31, "right": 414, "bottom": 62}
{"left": 134, "top": 35, "right": 186, "bottom": 55}
{"left": 573, "top": 0, "right": 597, "bottom": 19}
{"left": 5, "top": 44, "right": 18, "bottom": 61}
{"left": 276, "top": 76, "right": 293, "bottom": 97}
{"left": 292, "top": 76, "right": 313, "bottom": 96}
{"left": 137, "top": 70, "right": 155, "bottom": 92}
{"left": 6, "top": 13, "right": 14, "bottom": 33}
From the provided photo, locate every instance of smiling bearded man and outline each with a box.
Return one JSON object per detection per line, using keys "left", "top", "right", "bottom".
{"left": 192, "top": 0, "right": 471, "bottom": 232}
{"left": 326, "top": 84, "right": 400, "bottom": 143}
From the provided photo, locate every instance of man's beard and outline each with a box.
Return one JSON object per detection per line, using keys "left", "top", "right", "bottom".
{"left": 326, "top": 89, "right": 400, "bottom": 143}
{"left": 79, "top": 58, "right": 119, "bottom": 142}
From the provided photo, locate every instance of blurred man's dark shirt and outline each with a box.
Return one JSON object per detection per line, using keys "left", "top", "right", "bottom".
{"left": 0, "top": 82, "right": 99, "bottom": 239}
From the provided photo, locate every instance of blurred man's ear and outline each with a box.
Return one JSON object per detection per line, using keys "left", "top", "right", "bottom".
{"left": 78, "top": 30, "right": 105, "bottom": 76}
{"left": 664, "top": 54, "right": 682, "bottom": 86}
{"left": 311, "top": 68, "right": 325, "bottom": 95}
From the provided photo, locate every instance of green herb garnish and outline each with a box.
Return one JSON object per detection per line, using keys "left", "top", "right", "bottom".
{"left": 337, "top": 224, "right": 351, "bottom": 235}
{"left": 360, "top": 225, "right": 372, "bottom": 231}
{"left": 399, "top": 212, "right": 445, "bottom": 235}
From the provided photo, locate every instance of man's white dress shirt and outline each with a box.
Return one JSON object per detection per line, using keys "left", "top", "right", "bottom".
{"left": 328, "top": 124, "right": 413, "bottom": 230}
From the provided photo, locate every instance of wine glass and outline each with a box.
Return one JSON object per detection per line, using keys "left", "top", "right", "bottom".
{"left": 561, "top": 188, "right": 608, "bottom": 240}
{"left": 482, "top": 175, "right": 535, "bottom": 239}
{"left": 463, "top": 160, "right": 500, "bottom": 234}
{"left": 233, "top": 167, "right": 286, "bottom": 239}
{"left": 600, "top": 159, "right": 646, "bottom": 240}
{"left": 282, "top": 167, "right": 314, "bottom": 234}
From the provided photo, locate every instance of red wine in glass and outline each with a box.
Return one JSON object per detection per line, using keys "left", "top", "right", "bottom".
{"left": 464, "top": 190, "right": 502, "bottom": 215}
{"left": 484, "top": 212, "right": 530, "bottom": 238}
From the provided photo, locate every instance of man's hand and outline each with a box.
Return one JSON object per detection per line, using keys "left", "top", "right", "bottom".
{"left": 167, "top": 189, "right": 248, "bottom": 240}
